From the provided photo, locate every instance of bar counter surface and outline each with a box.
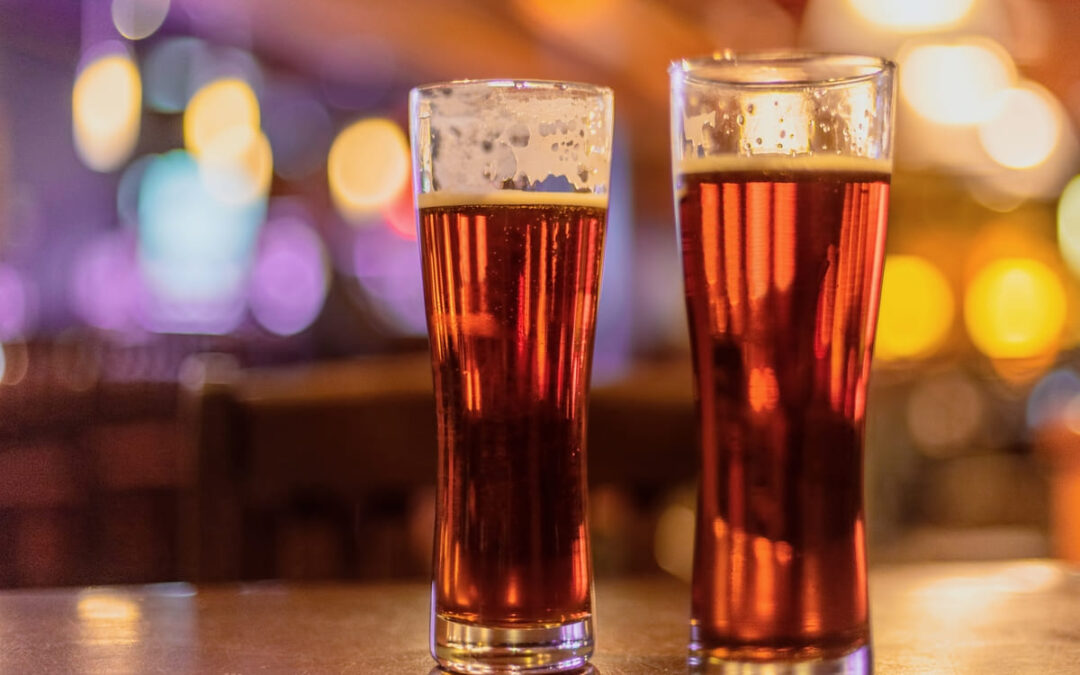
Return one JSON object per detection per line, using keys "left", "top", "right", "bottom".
{"left": 0, "top": 560, "right": 1076, "bottom": 673}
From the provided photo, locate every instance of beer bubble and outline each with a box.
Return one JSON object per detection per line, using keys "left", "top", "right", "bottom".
{"left": 736, "top": 114, "right": 745, "bottom": 125}
{"left": 755, "top": 137, "right": 762, "bottom": 145}
{"left": 779, "top": 130, "right": 787, "bottom": 138}
{"left": 747, "top": 103, "right": 755, "bottom": 114}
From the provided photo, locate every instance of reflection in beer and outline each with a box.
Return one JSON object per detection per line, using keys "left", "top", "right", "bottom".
{"left": 679, "top": 156, "right": 889, "bottom": 661}
{"left": 419, "top": 190, "right": 606, "bottom": 627}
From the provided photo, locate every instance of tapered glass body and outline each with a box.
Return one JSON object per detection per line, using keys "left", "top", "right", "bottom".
{"left": 670, "top": 54, "right": 895, "bottom": 673}
{"left": 411, "top": 81, "right": 613, "bottom": 674}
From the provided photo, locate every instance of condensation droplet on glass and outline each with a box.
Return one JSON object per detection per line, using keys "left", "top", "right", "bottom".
{"left": 736, "top": 114, "right": 745, "bottom": 125}
{"left": 755, "top": 137, "right": 762, "bottom": 145}
{"left": 747, "top": 103, "right": 755, "bottom": 114}
{"left": 779, "top": 130, "right": 787, "bottom": 138}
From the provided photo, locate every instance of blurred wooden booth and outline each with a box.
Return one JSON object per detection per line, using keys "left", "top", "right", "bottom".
{"left": 178, "top": 353, "right": 698, "bottom": 582}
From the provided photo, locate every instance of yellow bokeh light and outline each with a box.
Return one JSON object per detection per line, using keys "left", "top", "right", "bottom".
{"left": 72, "top": 52, "right": 142, "bottom": 172}
{"left": 898, "top": 39, "right": 1014, "bottom": 126}
{"left": 978, "top": 82, "right": 1062, "bottom": 170}
{"left": 849, "top": 0, "right": 975, "bottom": 31}
{"left": 198, "top": 125, "right": 273, "bottom": 206}
{"left": 183, "top": 78, "right": 260, "bottom": 159}
{"left": 328, "top": 118, "right": 410, "bottom": 222}
{"left": 876, "top": 255, "right": 954, "bottom": 361}
{"left": 964, "top": 258, "right": 1066, "bottom": 359}
{"left": 1057, "top": 175, "right": 1080, "bottom": 279}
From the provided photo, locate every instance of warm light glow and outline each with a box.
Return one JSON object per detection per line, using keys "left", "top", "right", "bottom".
{"left": 513, "top": 0, "right": 617, "bottom": 25}
{"left": 899, "top": 39, "right": 1014, "bottom": 126}
{"left": 654, "top": 502, "right": 694, "bottom": 582}
{"left": 328, "top": 118, "right": 410, "bottom": 222}
{"left": 183, "top": 78, "right": 260, "bottom": 159}
{"left": 964, "top": 258, "right": 1066, "bottom": 359}
{"left": 77, "top": 590, "right": 141, "bottom": 623}
{"left": 72, "top": 52, "right": 141, "bottom": 172}
{"left": 876, "top": 256, "right": 954, "bottom": 360}
{"left": 111, "top": 0, "right": 170, "bottom": 40}
{"left": 197, "top": 125, "right": 273, "bottom": 206}
{"left": 849, "top": 0, "right": 975, "bottom": 31}
{"left": 1056, "top": 175, "right": 1080, "bottom": 279}
{"left": 978, "top": 82, "right": 1062, "bottom": 170}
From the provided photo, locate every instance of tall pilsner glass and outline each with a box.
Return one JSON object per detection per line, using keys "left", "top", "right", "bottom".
{"left": 669, "top": 54, "right": 895, "bottom": 673}
{"left": 410, "top": 80, "right": 613, "bottom": 674}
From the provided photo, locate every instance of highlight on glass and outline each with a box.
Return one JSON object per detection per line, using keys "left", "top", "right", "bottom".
{"left": 410, "top": 80, "right": 614, "bottom": 674}
{"left": 669, "top": 53, "right": 896, "bottom": 672}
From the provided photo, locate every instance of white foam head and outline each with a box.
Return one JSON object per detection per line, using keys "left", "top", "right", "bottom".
{"left": 678, "top": 153, "right": 892, "bottom": 176}
{"left": 417, "top": 190, "right": 608, "bottom": 210}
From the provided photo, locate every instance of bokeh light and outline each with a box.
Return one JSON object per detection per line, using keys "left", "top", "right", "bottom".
{"left": 964, "top": 258, "right": 1066, "bottom": 360}
{"left": 380, "top": 188, "right": 417, "bottom": 240}
{"left": 249, "top": 215, "right": 330, "bottom": 336}
{"left": 0, "top": 341, "right": 28, "bottom": 386}
{"left": 352, "top": 224, "right": 426, "bottom": 335}
{"left": 183, "top": 78, "right": 260, "bottom": 158}
{"left": 0, "top": 264, "right": 28, "bottom": 340}
{"left": 1056, "top": 175, "right": 1080, "bottom": 279}
{"left": 898, "top": 39, "right": 1013, "bottom": 126}
{"left": 137, "top": 150, "right": 264, "bottom": 334}
{"left": 907, "top": 371, "right": 983, "bottom": 456}
{"left": 654, "top": 501, "right": 694, "bottom": 582}
{"left": 848, "top": 0, "right": 975, "bottom": 31}
{"left": 1027, "top": 368, "right": 1080, "bottom": 430}
{"left": 72, "top": 50, "right": 142, "bottom": 172}
{"left": 70, "top": 230, "right": 141, "bottom": 332}
{"left": 197, "top": 125, "right": 273, "bottom": 206}
{"left": 111, "top": 0, "right": 170, "bottom": 40}
{"left": 876, "top": 255, "right": 954, "bottom": 361}
{"left": 978, "top": 82, "right": 1062, "bottom": 170}
{"left": 142, "top": 37, "right": 204, "bottom": 113}
{"left": 329, "top": 118, "right": 410, "bottom": 223}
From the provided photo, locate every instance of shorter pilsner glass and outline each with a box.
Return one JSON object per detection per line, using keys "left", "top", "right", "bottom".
{"left": 410, "top": 80, "right": 614, "bottom": 674}
{"left": 669, "top": 54, "right": 896, "bottom": 673}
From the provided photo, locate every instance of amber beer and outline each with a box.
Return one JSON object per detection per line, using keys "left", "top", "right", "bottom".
{"left": 419, "top": 191, "right": 605, "bottom": 636}
{"left": 678, "top": 157, "right": 890, "bottom": 662}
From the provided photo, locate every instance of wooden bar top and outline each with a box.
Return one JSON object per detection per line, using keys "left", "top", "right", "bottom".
{"left": 0, "top": 560, "right": 1076, "bottom": 673}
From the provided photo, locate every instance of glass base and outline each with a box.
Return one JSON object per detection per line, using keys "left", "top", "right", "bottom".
{"left": 431, "top": 613, "right": 593, "bottom": 674}
{"left": 689, "top": 644, "right": 871, "bottom": 674}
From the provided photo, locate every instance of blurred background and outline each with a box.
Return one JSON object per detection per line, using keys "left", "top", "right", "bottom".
{"left": 1, "top": 0, "right": 1079, "bottom": 588}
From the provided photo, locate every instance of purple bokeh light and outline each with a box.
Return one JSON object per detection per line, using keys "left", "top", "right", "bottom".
{"left": 0, "top": 263, "right": 29, "bottom": 339}
{"left": 249, "top": 215, "right": 329, "bottom": 336}
{"left": 70, "top": 230, "right": 142, "bottom": 333}
{"left": 352, "top": 223, "right": 427, "bottom": 336}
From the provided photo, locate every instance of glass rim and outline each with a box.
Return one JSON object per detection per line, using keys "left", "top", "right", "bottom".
{"left": 670, "top": 51, "right": 895, "bottom": 89}
{"left": 410, "top": 78, "right": 613, "bottom": 98}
